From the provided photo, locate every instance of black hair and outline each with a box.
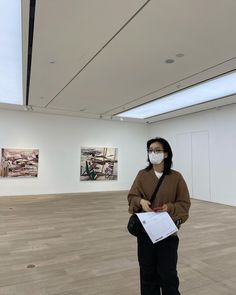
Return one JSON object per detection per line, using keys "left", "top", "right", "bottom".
{"left": 145, "top": 137, "right": 173, "bottom": 174}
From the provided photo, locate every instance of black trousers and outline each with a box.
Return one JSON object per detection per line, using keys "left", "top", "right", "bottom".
{"left": 137, "top": 233, "right": 180, "bottom": 295}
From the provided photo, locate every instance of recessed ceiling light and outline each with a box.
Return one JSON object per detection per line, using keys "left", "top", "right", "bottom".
{"left": 116, "top": 70, "right": 236, "bottom": 119}
{"left": 165, "top": 59, "right": 175, "bottom": 64}
{"left": 23, "top": 105, "right": 33, "bottom": 111}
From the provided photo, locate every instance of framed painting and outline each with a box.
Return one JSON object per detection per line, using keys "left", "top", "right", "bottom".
{"left": 0, "top": 148, "right": 39, "bottom": 178}
{"left": 80, "top": 147, "right": 118, "bottom": 181}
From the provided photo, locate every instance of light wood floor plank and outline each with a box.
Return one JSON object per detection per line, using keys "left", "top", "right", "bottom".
{"left": 0, "top": 193, "right": 236, "bottom": 294}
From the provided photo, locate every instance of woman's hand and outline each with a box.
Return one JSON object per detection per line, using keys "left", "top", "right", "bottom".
{"left": 140, "top": 199, "right": 153, "bottom": 212}
{"left": 153, "top": 204, "right": 168, "bottom": 212}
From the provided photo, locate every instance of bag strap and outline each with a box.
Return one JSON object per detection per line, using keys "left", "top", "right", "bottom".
{"left": 149, "top": 173, "right": 165, "bottom": 205}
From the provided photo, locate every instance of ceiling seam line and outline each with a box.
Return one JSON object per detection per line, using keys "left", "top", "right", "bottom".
{"left": 101, "top": 56, "right": 236, "bottom": 115}
{"left": 44, "top": 0, "right": 152, "bottom": 107}
{"left": 26, "top": 0, "right": 36, "bottom": 106}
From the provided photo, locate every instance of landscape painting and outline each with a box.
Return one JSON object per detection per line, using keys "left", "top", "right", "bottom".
{"left": 80, "top": 147, "right": 118, "bottom": 181}
{"left": 0, "top": 148, "right": 39, "bottom": 178}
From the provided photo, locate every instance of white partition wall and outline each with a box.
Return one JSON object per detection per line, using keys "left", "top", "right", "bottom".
{"left": 0, "top": 109, "right": 148, "bottom": 196}
{"left": 175, "top": 133, "right": 192, "bottom": 195}
{"left": 148, "top": 103, "right": 236, "bottom": 206}
{"left": 191, "top": 131, "right": 211, "bottom": 201}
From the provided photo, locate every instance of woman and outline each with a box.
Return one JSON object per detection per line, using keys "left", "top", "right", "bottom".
{"left": 127, "top": 137, "right": 191, "bottom": 295}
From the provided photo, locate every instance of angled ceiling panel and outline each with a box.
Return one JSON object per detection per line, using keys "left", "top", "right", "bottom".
{"left": 18, "top": 0, "right": 236, "bottom": 122}
{"left": 29, "top": 0, "right": 148, "bottom": 107}
{"left": 45, "top": 0, "right": 236, "bottom": 118}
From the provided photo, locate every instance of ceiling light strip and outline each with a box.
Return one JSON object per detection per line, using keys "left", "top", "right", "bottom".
{"left": 116, "top": 70, "right": 236, "bottom": 119}
{"left": 0, "top": 0, "right": 23, "bottom": 105}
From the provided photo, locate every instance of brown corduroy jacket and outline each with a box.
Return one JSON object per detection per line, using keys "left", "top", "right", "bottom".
{"left": 127, "top": 168, "right": 191, "bottom": 225}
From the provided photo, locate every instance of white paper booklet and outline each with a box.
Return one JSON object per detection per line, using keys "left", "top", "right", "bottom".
{"left": 136, "top": 212, "right": 178, "bottom": 243}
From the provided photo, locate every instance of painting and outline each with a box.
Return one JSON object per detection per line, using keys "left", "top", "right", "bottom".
{"left": 0, "top": 148, "right": 39, "bottom": 178}
{"left": 80, "top": 147, "right": 118, "bottom": 181}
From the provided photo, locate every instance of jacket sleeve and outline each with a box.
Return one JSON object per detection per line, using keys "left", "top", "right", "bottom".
{"left": 127, "top": 171, "right": 143, "bottom": 214}
{"left": 166, "top": 174, "right": 191, "bottom": 224}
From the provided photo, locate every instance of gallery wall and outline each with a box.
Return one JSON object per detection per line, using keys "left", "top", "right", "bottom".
{"left": 148, "top": 103, "right": 236, "bottom": 207}
{"left": 1, "top": 103, "right": 236, "bottom": 207}
{"left": 0, "top": 109, "right": 148, "bottom": 196}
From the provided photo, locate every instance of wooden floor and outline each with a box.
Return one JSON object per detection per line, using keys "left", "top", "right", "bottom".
{"left": 0, "top": 192, "right": 236, "bottom": 295}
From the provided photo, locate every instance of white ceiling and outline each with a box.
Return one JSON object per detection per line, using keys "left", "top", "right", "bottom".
{"left": 2, "top": 0, "right": 236, "bottom": 123}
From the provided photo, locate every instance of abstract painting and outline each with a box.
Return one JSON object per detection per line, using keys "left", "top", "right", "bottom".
{"left": 0, "top": 148, "right": 39, "bottom": 178}
{"left": 80, "top": 147, "right": 118, "bottom": 181}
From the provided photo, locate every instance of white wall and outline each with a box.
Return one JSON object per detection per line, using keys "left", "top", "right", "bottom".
{"left": 148, "top": 104, "right": 236, "bottom": 206}
{"left": 1, "top": 105, "right": 236, "bottom": 207}
{"left": 0, "top": 109, "right": 148, "bottom": 196}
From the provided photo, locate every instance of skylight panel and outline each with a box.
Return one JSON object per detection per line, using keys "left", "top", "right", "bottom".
{"left": 0, "top": 0, "right": 23, "bottom": 105}
{"left": 116, "top": 71, "right": 236, "bottom": 119}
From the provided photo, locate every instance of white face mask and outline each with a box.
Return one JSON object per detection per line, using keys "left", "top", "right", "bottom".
{"left": 148, "top": 152, "right": 164, "bottom": 165}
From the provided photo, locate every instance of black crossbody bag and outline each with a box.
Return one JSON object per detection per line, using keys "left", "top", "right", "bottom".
{"left": 127, "top": 173, "right": 165, "bottom": 237}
